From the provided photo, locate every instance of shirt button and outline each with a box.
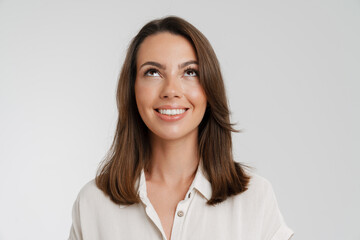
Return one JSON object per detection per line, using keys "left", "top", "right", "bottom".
{"left": 188, "top": 193, "right": 191, "bottom": 198}
{"left": 177, "top": 210, "right": 184, "bottom": 217}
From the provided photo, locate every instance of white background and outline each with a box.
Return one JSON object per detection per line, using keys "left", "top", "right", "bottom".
{"left": 0, "top": 0, "right": 359, "bottom": 239}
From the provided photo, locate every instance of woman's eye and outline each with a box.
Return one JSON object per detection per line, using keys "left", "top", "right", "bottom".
{"left": 145, "top": 69, "right": 160, "bottom": 77}
{"left": 184, "top": 69, "right": 198, "bottom": 77}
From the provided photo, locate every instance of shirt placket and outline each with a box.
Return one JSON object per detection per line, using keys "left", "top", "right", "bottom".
{"left": 137, "top": 167, "right": 203, "bottom": 240}
{"left": 140, "top": 188, "right": 196, "bottom": 240}
{"left": 140, "top": 194, "right": 168, "bottom": 240}
{"left": 169, "top": 189, "right": 195, "bottom": 240}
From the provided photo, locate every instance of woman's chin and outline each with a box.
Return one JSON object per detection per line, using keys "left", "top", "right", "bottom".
{"left": 149, "top": 129, "right": 196, "bottom": 142}
{"left": 152, "top": 133, "right": 185, "bottom": 141}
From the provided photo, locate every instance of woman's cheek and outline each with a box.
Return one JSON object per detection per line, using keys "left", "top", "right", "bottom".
{"left": 183, "top": 83, "right": 206, "bottom": 102}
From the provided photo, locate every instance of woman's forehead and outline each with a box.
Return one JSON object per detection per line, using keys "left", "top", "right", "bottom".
{"left": 136, "top": 32, "right": 197, "bottom": 68}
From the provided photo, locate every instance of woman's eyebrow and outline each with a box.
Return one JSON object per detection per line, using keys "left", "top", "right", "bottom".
{"left": 179, "top": 60, "right": 198, "bottom": 69}
{"left": 139, "top": 61, "right": 166, "bottom": 70}
{"left": 139, "top": 60, "right": 198, "bottom": 70}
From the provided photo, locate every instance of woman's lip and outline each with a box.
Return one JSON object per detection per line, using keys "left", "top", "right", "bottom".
{"left": 155, "top": 105, "right": 189, "bottom": 110}
{"left": 154, "top": 108, "right": 188, "bottom": 122}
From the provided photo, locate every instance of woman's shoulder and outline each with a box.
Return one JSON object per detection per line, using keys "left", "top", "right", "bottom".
{"left": 246, "top": 170, "right": 274, "bottom": 191}
{"left": 77, "top": 179, "right": 101, "bottom": 199}
{"left": 235, "top": 170, "right": 294, "bottom": 239}
{"left": 74, "top": 179, "right": 114, "bottom": 207}
{"left": 234, "top": 170, "right": 279, "bottom": 204}
{"left": 74, "top": 179, "right": 130, "bottom": 210}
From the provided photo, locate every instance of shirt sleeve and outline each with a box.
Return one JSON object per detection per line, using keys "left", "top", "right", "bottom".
{"left": 261, "top": 179, "right": 294, "bottom": 240}
{"left": 68, "top": 194, "right": 83, "bottom": 240}
{"left": 271, "top": 224, "right": 294, "bottom": 240}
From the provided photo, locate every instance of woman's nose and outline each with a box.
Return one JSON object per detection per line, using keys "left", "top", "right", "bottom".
{"left": 159, "top": 75, "right": 183, "bottom": 99}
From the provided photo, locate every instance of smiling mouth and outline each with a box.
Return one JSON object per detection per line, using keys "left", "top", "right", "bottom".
{"left": 155, "top": 108, "right": 189, "bottom": 116}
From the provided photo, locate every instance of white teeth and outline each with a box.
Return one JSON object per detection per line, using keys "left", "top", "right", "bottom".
{"left": 158, "top": 109, "right": 186, "bottom": 116}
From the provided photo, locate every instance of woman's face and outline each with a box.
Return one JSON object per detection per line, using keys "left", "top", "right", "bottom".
{"left": 135, "top": 32, "right": 207, "bottom": 141}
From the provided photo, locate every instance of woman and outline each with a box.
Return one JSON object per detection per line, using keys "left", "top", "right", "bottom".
{"left": 69, "top": 16, "right": 294, "bottom": 240}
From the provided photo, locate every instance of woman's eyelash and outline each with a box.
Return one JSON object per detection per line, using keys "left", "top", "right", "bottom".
{"left": 144, "top": 68, "right": 159, "bottom": 76}
{"left": 143, "top": 67, "right": 199, "bottom": 76}
{"left": 184, "top": 67, "right": 199, "bottom": 76}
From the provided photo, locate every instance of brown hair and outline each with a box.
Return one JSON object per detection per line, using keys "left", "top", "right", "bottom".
{"left": 96, "top": 16, "right": 250, "bottom": 205}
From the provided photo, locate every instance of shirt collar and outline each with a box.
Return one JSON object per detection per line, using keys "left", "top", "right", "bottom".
{"left": 190, "top": 160, "right": 212, "bottom": 200}
{"left": 137, "top": 159, "right": 212, "bottom": 202}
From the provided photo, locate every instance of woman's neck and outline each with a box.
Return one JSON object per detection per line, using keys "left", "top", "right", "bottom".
{"left": 146, "top": 131, "right": 199, "bottom": 187}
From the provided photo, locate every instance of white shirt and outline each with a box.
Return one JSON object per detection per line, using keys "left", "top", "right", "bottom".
{"left": 68, "top": 164, "right": 294, "bottom": 240}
